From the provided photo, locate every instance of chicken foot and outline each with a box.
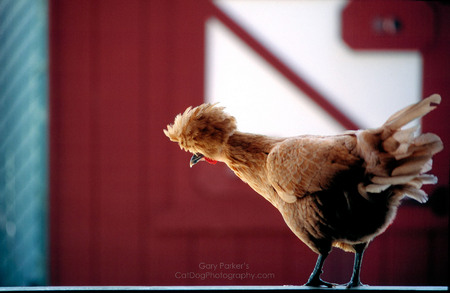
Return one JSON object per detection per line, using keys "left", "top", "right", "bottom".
{"left": 304, "top": 253, "right": 336, "bottom": 288}
{"left": 345, "top": 242, "right": 368, "bottom": 288}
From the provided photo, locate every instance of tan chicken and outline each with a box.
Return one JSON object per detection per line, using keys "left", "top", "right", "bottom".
{"left": 164, "top": 94, "right": 443, "bottom": 288}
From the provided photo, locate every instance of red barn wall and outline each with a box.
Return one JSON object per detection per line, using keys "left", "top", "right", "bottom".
{"left": 49, "top": 0, "right": 448, "bottom": 286}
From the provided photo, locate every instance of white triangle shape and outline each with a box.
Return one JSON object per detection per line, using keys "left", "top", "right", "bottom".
{"left": 205, "top": 18, "right": 344, "bottom": 137}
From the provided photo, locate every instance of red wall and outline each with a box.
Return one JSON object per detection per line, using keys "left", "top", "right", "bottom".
{"left": 49, "top": 0, "right": 448, "bottom": 286}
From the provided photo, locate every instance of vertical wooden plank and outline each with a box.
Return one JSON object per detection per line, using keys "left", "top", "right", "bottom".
{"left": 49, "top": 0, "right": 94, "bottom": 285}
{"left": 146, "top": 0, "right": 175, "bottom": 211}
{"left": 87, "top": 0, "right": 102, "bottom": 284}
{"left": 94, "top": 0, "right": 142, "bottom": 284}
{"left": 136, "top": 0, "right": 152, "bottom": 284}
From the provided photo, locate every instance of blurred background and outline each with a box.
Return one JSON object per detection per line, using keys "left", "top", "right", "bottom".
{"left": 0, "top": 0, "right": 448, "bottom": 287}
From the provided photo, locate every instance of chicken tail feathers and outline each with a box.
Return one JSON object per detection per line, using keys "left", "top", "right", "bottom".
{"left": 382, "top": 94, "right": 441, "bottom": 134}
{"left": 356, "top": 94, "right": 443, "bottom": 203}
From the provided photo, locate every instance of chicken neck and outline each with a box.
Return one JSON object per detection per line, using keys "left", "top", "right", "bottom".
{"left": 223, "top": 131, "right": 285, "bottom": 207}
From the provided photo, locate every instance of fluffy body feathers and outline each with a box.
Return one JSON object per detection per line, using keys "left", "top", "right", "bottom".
{"left": 164, "top": 94, "right": 443, "bottom": 287}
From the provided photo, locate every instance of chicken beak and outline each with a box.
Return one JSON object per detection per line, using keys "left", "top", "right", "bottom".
{"left": 190, "top": 153, "right": 204, "bottom": 168}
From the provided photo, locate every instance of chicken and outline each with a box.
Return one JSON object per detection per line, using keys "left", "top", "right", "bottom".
{"left": 163, "top": 94, "right": 443, "bottom": 288}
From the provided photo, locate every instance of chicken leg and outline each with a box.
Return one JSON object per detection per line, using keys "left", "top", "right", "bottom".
{"left": 345, "top": 242, "right": 368, "bottom": 288}
{"left": 304, "top": 253, "right": 335, "bottom": 287}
